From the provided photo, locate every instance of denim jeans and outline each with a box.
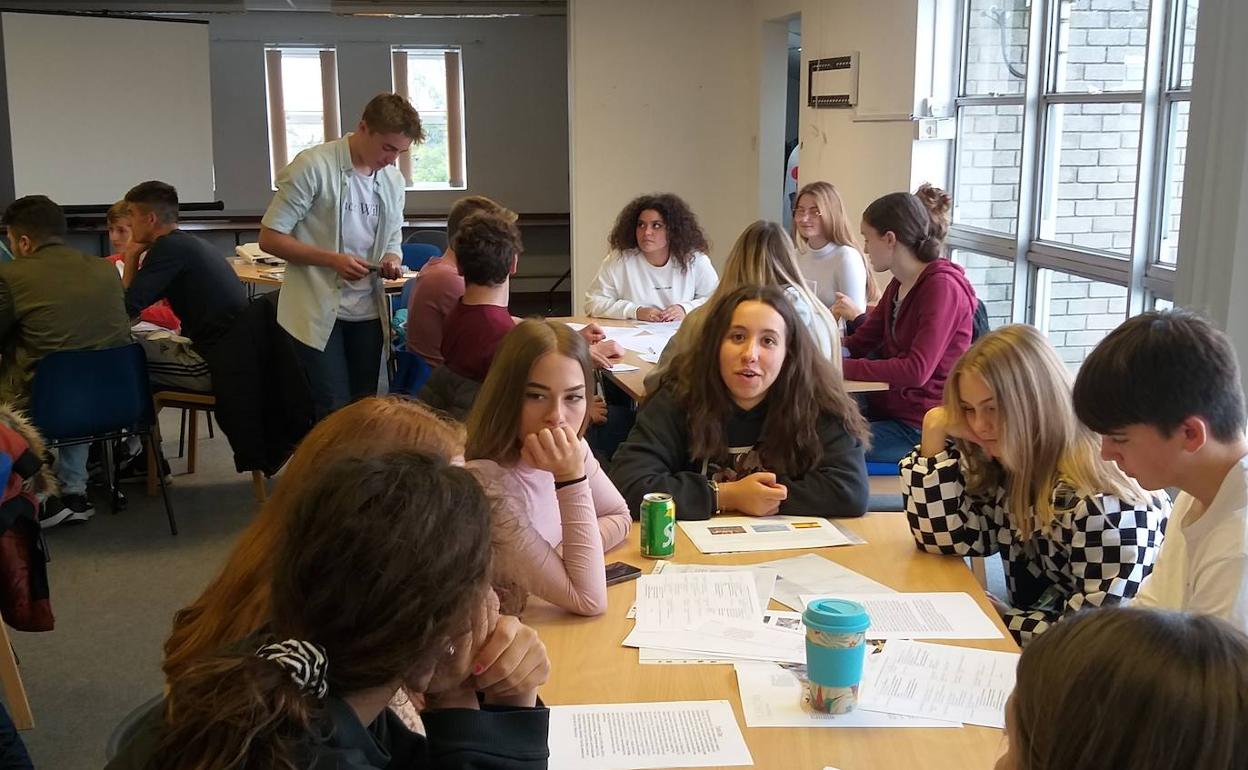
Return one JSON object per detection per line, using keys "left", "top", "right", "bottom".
{"left": 865, "top": 419, "right": 922, "bottom": 465}
{"left": 56, "top": 444, "right": 90, "bottom": 496}
{"left": 291, "top": 318, "right": 384, "bottom": 420}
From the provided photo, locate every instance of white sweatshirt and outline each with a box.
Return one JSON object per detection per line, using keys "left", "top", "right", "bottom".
{"left": 1134, "top": 453, "right": 1248, "bottom": 633}
{"left": 797, "top": 242, "right": 869, "bottom": 311}
{"left": 583, "top": 249, "right": 718, "bottom": 319}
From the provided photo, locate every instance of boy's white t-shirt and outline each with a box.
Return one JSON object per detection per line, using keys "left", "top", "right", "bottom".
{"left": 1134, "top": 453, "right": 1248, "bottom": 632}
{"left": 583, "top": 248, "right": 718, "bottom": 320}
{"left": 338, "top": 169, "right": 380, "bottom": 321}
{"left": 796, "top": 242, "right": 869, "bottom": 311}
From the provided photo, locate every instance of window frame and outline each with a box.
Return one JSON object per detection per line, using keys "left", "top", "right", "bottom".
{"left": 264, "top": 45, "right": 340, "bottom": 189}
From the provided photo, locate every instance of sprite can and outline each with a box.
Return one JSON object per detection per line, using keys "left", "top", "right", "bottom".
{"left": 640, "top": 493, "right": 676, "bottom": 558}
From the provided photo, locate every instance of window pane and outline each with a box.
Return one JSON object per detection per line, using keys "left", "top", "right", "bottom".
{"left": 1158, "top": 100, "right": 1189, "bottom": 265}
{"left": 1037, "top": 269, "right": 1127, "bottom": 368}
{"left": 1053, "top": 0, "right": 1150, "bottom": 93}
{"left": 406, "top": 54, "right": 450, "bottom": 185}
{"left": 962, "top": 0, "right": 1029, "bottom": 96}
{"left": 1040, "top": 102, "right": 1141, "bottom": 255}
{"left": 280, "top": 51, "right": 326, "bottom": 161}
{"left": 951, "top": 250, "right": 1015, "bottom": 329}
{"left": 1178, "top": 0, "right": 1199, "bottom": 88}
{"left": 1153, "top": 296, "right": 1174, "bottom": 311}
{"left": 953, "top": 105, "right": 1024, "bottom": 234}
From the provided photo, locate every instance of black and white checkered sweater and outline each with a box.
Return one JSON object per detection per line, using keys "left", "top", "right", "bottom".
{"left": 901, "top": 446, "right": 1170, "bottom": 646}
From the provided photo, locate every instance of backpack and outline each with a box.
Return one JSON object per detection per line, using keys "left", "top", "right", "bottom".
{"left": 971, "top": 299, "right": 990, "bottom": 342}
{"left": 0, "top": 407, "right": 56, "bottom": 632}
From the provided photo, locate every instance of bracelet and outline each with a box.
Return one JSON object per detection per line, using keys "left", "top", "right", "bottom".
{"left": 708, "top": 478, "right": 721, "bottom": 515}
{"left": 554, "top": 475, "right": 588, "bottom": 490}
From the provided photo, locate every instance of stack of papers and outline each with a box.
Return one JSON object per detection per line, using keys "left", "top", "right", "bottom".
{"left": 548, "top": 700, "right": 752, "bottom": 769}
{"left": 857, "top": 640, "right": 1018, "bottom": 728}
{"left": 679, "top": 515, "right": 855, "bottom": 554}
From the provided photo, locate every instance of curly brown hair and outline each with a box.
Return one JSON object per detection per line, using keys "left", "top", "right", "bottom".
{"left": 607, "top": 193, "right": 709, "bottom": 270}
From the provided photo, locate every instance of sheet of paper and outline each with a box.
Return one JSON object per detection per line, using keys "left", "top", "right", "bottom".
{"left": 858, "top": 640, "right": 1018, "bottom": 728}
{"left": 564, "top": 322, "right": 588, "bottom": 331}
{"left": 633, "top": 320, "right": 683, "bottom": 331}
{"left": 798, "top": 592, "right": 1004, "bottom": 640}
{"left": 638, "top": 612, "right": 805, "bottom": 664}
{"left": 633, "top": 572, "right": 762, "bottom": 631}
{"left": 625, "top": 618, "right": 805, "bottom": 664}
{"left": 547, "top": 700, "right": 753, "bottom": 770}
{"left": 679, "top": 516, "right": 853, "bottom": 554}
{"left": 651, "top": 560, "right": 778, "bottom": 606}
{"left": 638, "top": 351, "right": 661, "bottom": 364}
{"left": 749, "top": 553, "right": 895, "bottom": 610}
{"left": 607, "top": 363, "right": 641, "bottom": 373}
{"left": 734, "top": 661, "right": 962, "bottom": 728}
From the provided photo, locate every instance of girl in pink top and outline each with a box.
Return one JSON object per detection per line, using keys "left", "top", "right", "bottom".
{"left": 465, "top": 319, "right": 631, "bottom": 616}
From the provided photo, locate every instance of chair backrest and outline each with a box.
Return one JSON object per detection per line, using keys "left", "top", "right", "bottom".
{"left": 392, "top": 350, "right": 433, "bottom": 396}
{"left": 30, "top": 344, "right": 155, "bottom": 441}
{"left": 400, "top": 242, "right": 441, "bottom": 272}
{"left": 404, "top": 228, "right": 449, "bottom": 250}
{"left": 398, "top": 275, "right": 419, "bottom": 312}
{"left": 105, "top": 693, "right": 164, "bottom": 761}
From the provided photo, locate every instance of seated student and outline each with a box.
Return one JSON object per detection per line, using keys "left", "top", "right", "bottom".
{"left": 108, "top": 450, "right": 550, "bottom": 769}
{"left": 583, "top": 193, "right": 718, "bottom": 321}
{"left": 611, "top": 285, "right": 869, "bottom": 520}
{"left": 836, "top": 184, "right": 977, "bottom": 465}
{"left": 1000, "top": 606, "right": 1248, "bottom": 770}
{"left": 121, "top": 181, "right": 249, "bottom": 392}
{"left": 104, "top": 200, "right": 179, "bottom": 332}
{"left": 406, "top": 195, "right": 515, "bottom": 366}
{"left": 1073, "top": 310, "right": 1248, "bottom": 631}
{"left": 791, "top": 181, "right": 879, "bottom": 316}
{"left": 0, "top": 196, "right": 132, "bottom": 527}
{"left": 465, "top": 320, "right": 630, "bottom": 616}
{"left": 440, "top": 212, "right": 524, "bottom": 382}
{"left": 904, "top": 324, "right": 1169, "bottom": 646}
{"left": 644, "top": 219, "right": 839, "bottom": 394}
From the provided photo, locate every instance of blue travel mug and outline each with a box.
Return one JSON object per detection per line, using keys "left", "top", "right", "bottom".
{"left": 803, "top": 598, "right": 870, "bottom": 714}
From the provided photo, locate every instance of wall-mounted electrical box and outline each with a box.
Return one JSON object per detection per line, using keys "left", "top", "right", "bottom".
{"left": 807, "top": 53, "right": 858, "bottom": 109}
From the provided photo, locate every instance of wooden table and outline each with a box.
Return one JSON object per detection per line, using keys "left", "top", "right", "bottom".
{"left": 553, "top": 316, "right": 888, "bottom": 402}
{"left": 524, "top": 513, "right": 1016, "bottom": 770}
{"left": 231, "top": 258, "right": 409, "bottom": 296}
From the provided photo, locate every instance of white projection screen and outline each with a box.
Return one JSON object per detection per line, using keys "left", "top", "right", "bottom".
{"left": 1, "top": 12, "right": 214, "bottom": 206}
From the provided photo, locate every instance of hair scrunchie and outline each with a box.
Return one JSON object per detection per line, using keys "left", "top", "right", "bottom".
{"left": 256, "top": 639, "right": 329, "bottom": 698}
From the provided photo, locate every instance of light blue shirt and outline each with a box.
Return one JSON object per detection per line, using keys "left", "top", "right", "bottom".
{"left": 261, "top": 134, "right": 405, "bottom": 350}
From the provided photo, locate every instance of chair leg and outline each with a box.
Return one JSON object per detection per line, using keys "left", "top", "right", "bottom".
{"left": 149, "top": 431, "right": 177, "bottom": 536}
{"left": 102, "top": 440, "right": 118, "bottom": 514}
{"left": 177, "top": 408, "right": 187, "bottom": 459}
{"left": 206, "top": 412, "right": 214, "bottom": 439}
{"left": 0, "top": 619, "right": 33, "bottom": 730}
{"left": 186, "top": 409, "right": 199, "bottom": 475}
{"left": 252, "top": 471, "right": 267, "bottom": 503}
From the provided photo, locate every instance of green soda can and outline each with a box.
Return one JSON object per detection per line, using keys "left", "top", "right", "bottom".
{"left": 640, "top": 493, "right": 676, "bottom": 558}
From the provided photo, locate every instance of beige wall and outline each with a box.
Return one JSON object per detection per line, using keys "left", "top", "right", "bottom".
{"left": 568, "top": 0, "right": 762, "bottom": 307}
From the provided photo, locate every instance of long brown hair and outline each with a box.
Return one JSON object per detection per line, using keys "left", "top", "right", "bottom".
{"left": 1012, "top": 607, "right": 1248, "bottom": 770}
{"left": 607, "top": 192, "right": 709, "bottom": 270}
{"left": 151, "top": 451, "right": 493, "bottom": 770}
{"left": 465, "top": 319, "right": 593, "bottom": 464}
{"left": 672, "top": 285, "right": 869, "bottom": 474}
{"left": 944, "top": 325, "right": 1150, "bottom": 539}
{"left": 861, "top": 182, "right": 951, "bottom": 263}
{"left": 793, "top": 181, "right": 880, "bottom": 304}
{"left": 162, "top": 397, "right": 465, "bottom": 685}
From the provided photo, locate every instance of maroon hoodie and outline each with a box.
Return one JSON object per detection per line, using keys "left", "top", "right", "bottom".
{"left": 842, "top": 259, "right": 977, "bottom": 428}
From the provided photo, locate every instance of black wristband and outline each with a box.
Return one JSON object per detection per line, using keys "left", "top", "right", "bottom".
{"left": 554, "top": 475, "right": 588, "bottom": 490}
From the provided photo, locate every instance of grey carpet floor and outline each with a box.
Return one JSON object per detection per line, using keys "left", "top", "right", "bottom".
{"left": 12, "top": 409, "right": 258, "bottom": 768}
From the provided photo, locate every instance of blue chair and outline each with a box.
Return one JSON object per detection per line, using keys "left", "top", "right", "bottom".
{"left": 391, "top": 351, "right": 433, "bottom": 396}
{"left": 400, "top": 243, "right": 440, "bottom": 272}
{"left": 29, "top": 344, "right": 176, "bottom": 535}
{"left": 866, "top": 461, "right": 897, "bottom": 476}
{"left": 404, "top": 228, "right": 449, "bottom": 251}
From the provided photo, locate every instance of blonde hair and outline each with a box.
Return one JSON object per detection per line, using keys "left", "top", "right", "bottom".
{"left": 793, "top": 181, "right": 880, "bottom": 304}
{"left": 714, "top": 220, "right": 841, "bottom": 368}
{"left": 106, "top": 200, "right": 130, "bottom": 226}
{"left": 945, "top": 324, "right": 1150, "bottom": 539}
{"left": 465, "top": 319, "right": 593, "bottom": 465}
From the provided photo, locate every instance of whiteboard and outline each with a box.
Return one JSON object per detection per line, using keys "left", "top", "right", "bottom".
{"left": 2, "top": 12, "right": 215, "bottom": 206}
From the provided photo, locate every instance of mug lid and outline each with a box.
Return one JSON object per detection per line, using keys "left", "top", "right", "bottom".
{"left": 803, "top": 598, "right": 870, "bottom": 633}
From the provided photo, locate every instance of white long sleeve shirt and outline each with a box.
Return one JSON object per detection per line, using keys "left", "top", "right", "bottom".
{"left": 583, "top": 248, "right": 718, "bottom": 319}
{"left": 1134, "top": 453, "right": 1248, "bottom": 633}
{"left": 797, "top": 242, "right": 869, "bottom": 311}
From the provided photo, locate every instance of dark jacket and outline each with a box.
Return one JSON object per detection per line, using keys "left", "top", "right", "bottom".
{"left": 418, "top": 364, "right": 482, "bottom": 422}
{"left": 609, "top": 388, "right": 869, "bottom": 520}
{"left": 0, "top": 244, "right": 131, "bottom": 408}
{"left": 842, "top": 259, "right": 977, "bottom": 428}
{"left": 201, "top": 292, "right": 315, "bottom": 476}
{"left": 106, "top": 694, "right": 550, "bottom": 770}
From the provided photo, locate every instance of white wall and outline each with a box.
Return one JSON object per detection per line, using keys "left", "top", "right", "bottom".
{"left": 568, "top": 0, "right": 762, "bottom": 307}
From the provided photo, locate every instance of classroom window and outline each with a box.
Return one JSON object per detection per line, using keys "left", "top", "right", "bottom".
{"left": 1034, "top": 268, "right": 1127, "bottom": 369}
{"left": 264, "top": 47, "right": 340, "bottom": 185}
{"left": 951, "top": 250, "right": 1015, "bottom": 329}
{"left": 392, "top": 47, "right": 466, "bottom": 190}
{"left": 950, "top": 0, "right": 1198, "bottom": 347}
